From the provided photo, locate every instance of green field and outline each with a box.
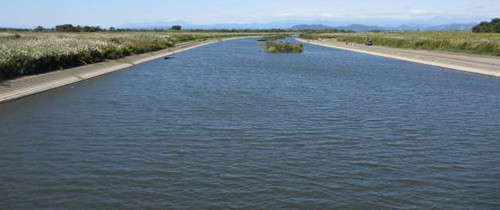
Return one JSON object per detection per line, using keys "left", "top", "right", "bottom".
{"left": 0, "top": 32, "right": 265, "bottom": 80}
{"left": 299, "top": 32, "right": 500, "bottom": 56}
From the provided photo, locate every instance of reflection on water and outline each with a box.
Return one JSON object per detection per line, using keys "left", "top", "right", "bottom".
{"left": 1, "top": 38, "right": 499, "bottom": 209}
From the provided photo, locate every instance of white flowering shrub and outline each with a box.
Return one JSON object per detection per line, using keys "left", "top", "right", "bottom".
{"left": 0, "top": 33, "right": 186, "bottom": 80}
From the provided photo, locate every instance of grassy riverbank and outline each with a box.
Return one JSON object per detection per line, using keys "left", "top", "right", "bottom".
{"left": 0, "top": 32, "right": 259, "bottom": 80}
{"left": 299, "top": 32, "right": 500, "bottom": 56}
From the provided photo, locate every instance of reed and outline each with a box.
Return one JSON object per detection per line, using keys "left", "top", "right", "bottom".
{"left": 265, "top": 41, "right": 303, "bottom": 53}
{"left": 0, "top": 32, "right": 243, "bottom": 80}
{"left": 299, "top": 32, "right": 500, "bottom": 56}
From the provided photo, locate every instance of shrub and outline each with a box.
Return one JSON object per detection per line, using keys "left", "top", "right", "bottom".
{"left": 0, "top": 33, "right": 221, "bottom": 80}
{"left": 266, "top": 41, "right": 303, "bottom": 53}
{"left": 299, "top": 32, "right": 500, "bottom": 56}
{"left": 472, "top": 18, "right": 500, "bottom": 33}
{"left": 171, "top": 25, "right": 182, "bottom": 31}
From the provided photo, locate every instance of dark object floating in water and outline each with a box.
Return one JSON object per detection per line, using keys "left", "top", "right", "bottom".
{"left": 257, "top": 39, "right": 266, "bottom": 42}
{"left": 365, "top": 41, "right": 373, "bottom": 46}
{"left": 164, "top": 56, "right": 175, "bottom": 59}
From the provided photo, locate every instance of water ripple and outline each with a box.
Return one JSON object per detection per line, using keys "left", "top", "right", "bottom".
{"left": 1, "top": 38, "right": 500, "bottom": 209}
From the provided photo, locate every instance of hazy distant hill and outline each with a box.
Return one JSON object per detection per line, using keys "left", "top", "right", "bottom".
{"left": 290, "top": 24, "right": 381, "bottom": 31}
{"left": 383, "top": 23, "right": 475, "bottom": 31}
{"left": 122, "top": 21, "right": 477, "bottom": 31}
{"left": 290, "top": 24, "right": 337, "bottom": 30}
{"left": 334, "top": 24, "right": 382, "bottom": 31}
{"left": 290, "top": 23, "right": 475, "bottom": 31}
{"left": 121, "top": 21, "right": 298, "bottom": 30}
{"left": 423, "top": 23, "right": 476, "bottom": 31}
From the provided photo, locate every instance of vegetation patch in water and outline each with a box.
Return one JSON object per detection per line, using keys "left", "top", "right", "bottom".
{"left": 265, "top": 41, "right": 303, "bottom": 53}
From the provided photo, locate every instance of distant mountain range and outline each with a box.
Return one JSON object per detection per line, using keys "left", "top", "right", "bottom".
{"left": 290, "top": 24, "right": 382, "bottom": 31}
{"left": 289, "top": 23, "right": 476, "bottom": 31}
{"left": 120, "top": 21, "right": 295, "bottom": 30}
{"left": 121, "top": 21, "right": 477, "bottom": 31}
{"left": 423, "top": 23, "right": 477, "bottom": 31}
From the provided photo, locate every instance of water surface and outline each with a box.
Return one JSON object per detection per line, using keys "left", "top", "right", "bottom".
{"left": 1, "top": 38, "right": 500, "bottom": 209}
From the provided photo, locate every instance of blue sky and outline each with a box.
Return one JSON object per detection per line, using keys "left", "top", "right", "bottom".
{"left": 0, "top": 0, "right": 498, "bottom": 28}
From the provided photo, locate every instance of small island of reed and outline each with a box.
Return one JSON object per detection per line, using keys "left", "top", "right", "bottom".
{"left": 265, "top": 41, "right": 303, "bottom": 53}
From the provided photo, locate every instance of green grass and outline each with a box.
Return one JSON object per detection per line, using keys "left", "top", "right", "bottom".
{"left": 0, "top": 32, "right": 261, "bottom": 80}
{"left": 299, "top": 32, "right": 500, "bottom": 56}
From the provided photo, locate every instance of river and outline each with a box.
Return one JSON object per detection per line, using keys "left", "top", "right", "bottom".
{"left": 1, "top": 38, "right": 499, "bottom": 209}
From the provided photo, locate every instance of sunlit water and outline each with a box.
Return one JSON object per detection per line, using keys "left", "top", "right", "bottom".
{"left": 1, "top": 38, "right": 499, "bottom": 209}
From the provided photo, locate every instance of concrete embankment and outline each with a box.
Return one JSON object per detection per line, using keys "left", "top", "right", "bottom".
{"left": 297, "top": 38, "right": 500, "bottom": 78}
{"left": 0, "top": 37, "right": 255, "bottom": 103}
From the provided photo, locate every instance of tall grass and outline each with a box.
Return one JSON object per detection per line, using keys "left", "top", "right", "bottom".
{"left": 266, "top": 41, "right": 303, "bottom": 53}
{"left": 0, "top": 32, "right": 245, "bottom": 80}
{"left": 299, "top": 32, "right": 500, "bottom": 56}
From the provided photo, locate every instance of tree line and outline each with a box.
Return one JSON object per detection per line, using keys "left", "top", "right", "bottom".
{"left": 0, "top": 24, "right": 183, "bottom": 32}
{"left": 1, "top": 24, "right": 353, "bottom": 33}
{"left": 472, "top": 18, "right": 500, "bottom": 33}
{"left": 54, "top": 24, "right": 103, "bottom": 32}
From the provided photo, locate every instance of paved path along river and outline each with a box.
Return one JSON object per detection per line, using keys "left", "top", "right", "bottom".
{"left": 298, "top": 38, "right": 500, "bottom": 78}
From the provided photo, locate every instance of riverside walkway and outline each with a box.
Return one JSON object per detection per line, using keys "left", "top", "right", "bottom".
{"left": 298, "top": 38, "right": 500, "bottom": 78}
